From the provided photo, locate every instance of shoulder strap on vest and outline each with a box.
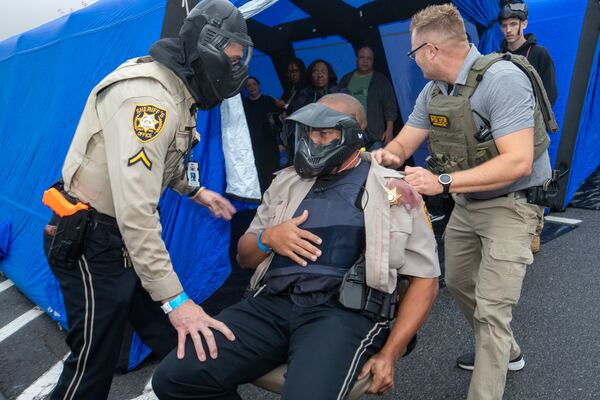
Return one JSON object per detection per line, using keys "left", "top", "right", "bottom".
{"left": 459, "top": 53, "right": 505, "bottom": 99}
{"left": 460, "top": 53, "right": 558, "bottom": 133}
{"left": 501, "top": 52, "right": 558, "bottom": 133}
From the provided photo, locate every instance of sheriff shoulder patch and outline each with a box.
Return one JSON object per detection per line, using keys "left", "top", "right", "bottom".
{"left": 385, "top": 178, "right": 422, "bottom": 210}
{"left": 422, "top": 203, "right": 434, "bottom": 232}
{"left": 429, "top": 114, "right": 449, "bottom": 128}
{"left": 128, "top": 147, "right": 152, "bottom": 170}
{"left": 133, "top": 104, "right": 167, "bottom": 142}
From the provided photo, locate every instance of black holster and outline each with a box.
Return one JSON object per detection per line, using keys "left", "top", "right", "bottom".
{"left": 527, "top": 169, "right": 562, "bottom": 207}
{"left": 47, "top": 206, "right": 94, "bottom": 266}
{"left": 338, "top": 255, "right": 402, "bottom": 320}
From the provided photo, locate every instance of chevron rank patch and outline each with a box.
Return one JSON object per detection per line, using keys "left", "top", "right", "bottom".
{"left": 133, "top": 104, "right": 167, "bottom": 142}
{"left": 128, "top": 147, "right": 152, "bottom": 170}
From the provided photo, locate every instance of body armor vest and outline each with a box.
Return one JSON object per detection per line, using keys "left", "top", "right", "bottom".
{"left": 427, "top": 53, "right": 557, "bottom": 174}
{"left": 265, "top": 161, "right": 370, "bottom": 306}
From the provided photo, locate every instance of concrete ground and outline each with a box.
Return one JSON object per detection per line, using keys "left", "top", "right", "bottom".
{"left": 0, "top": 207, "right": 598, "bottom": 399}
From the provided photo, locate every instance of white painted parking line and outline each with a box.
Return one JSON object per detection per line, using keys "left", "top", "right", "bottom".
{"left": 16, "top": 355, "right": 67, "bottom": 400}
{"left": 0, "top": 307, "right": 44, "bottom": 343}
{"left": 129, "top": 392, "right": 158, "bottom": 400}
{"left": 0, "top": 279, "right": 15, "bottom": 294}
{"left": 545, "top": 216, "right": 583, "bottom": 226}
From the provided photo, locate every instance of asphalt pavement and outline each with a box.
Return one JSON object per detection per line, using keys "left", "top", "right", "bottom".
{"left": 1, "top": 207, "right": 598, "bottom": 399}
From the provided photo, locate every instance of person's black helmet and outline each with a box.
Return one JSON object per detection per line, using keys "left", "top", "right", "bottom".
{"left": 180, "top": 0, "right": 254, "bottom": 101}
{"left": 498, "top": 0, "right": 528, "bottom": 21}
{"left": 287, "top": 103, "right": 366, "bottom": 179}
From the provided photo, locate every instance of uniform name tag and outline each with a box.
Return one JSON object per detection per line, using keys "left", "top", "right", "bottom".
{"left": 187, "top": 162, "right": 200, "bottom": 187}
{"left": 429, "top": 114, "right": 450, "bottom": 128}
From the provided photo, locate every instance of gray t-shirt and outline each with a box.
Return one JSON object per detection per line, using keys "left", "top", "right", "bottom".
{"left": 407, "top": 45, "right": 551, "bottom": 199}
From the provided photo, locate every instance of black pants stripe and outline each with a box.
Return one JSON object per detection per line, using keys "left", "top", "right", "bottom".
{"left": 44, "top": 214, "right": 177, "bottom": 400}
{"left": 337, "top": 321, "right": 388, "bottom": 400}
{"left": 63, "top": 255, "right": 95, "bottom": 400}
{"left": 153, "top": 293, "right": 390, "bottom": 400}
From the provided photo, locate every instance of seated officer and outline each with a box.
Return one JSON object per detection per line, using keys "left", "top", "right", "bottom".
{"left": 152, "top": 93, "right": 440, "bottom": 399}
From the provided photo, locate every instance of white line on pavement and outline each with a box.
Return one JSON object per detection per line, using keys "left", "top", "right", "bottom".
{"left": 0, "top": 279, "right": 15, "bottom": 294}
{"left": 129, "top": 392, "right": 158, "bottom": 400}
{"left": 0, "top": 307, "right": 44, "bottom": 343}
{"left": 16, "top": 355, "right": 68, "bottom": 400}
{"left": 545, "top": 216, "right": 583, "bottom": 226}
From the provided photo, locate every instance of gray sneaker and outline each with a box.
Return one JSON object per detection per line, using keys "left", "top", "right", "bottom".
{"left": 456, "top": 352, "right": 525, "bottom": 371}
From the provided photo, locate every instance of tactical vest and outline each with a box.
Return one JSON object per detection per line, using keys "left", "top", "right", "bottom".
{"left": 265, "top": 161, "right": 370, "bottom": 305}
{"left": 427, "top": 53, "right": 558, "bottom": 174}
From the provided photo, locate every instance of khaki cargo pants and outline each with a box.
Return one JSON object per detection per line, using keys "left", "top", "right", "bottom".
{"left": 444, "top": 194, "right": 543, "bottom": 400}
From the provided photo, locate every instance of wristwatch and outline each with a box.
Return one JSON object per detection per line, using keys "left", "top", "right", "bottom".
{"left": 438, "top": 174, "right": 453, "bottom": 195}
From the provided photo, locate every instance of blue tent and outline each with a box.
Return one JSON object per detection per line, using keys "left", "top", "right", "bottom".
{"left": 0, "top": 0, "right": 598, "bottom": 368}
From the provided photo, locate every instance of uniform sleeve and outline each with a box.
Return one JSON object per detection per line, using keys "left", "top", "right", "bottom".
{"left": 485, "top": 66, "right": 535, "bottom": 139}
{"left": 245, "top": 175, "right": 277, "bottom": 235}
{"left": 97, "top": 79, "right": 183, "bottom": 301}
{"left": 394, "top": 205, "right": 440, "bottom": 278}
{"left": 168, "top": 165, "right": 191, "bottom": 196}
{"left": 406, "top": 81, "right": 434, "bottom": 130}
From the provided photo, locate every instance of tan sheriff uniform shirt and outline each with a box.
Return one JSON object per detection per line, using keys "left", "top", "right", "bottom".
{"left": 62, "top": 57, "right": 198, "bottom": 301}
{"left": 247, "top": 152, "right": 440, "bottom": 293}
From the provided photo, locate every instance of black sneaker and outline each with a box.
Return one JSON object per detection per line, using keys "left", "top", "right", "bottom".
{"left": 456, "top": 352, "right": 525, "bottom": 371}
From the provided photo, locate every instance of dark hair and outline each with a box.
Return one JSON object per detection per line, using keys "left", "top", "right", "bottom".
{"left": 288, "top": 57, "right": 306, "bottom": 75}
{"left": 287, "top": 57, "right": 307, "bottom": 87}
{"left": 356, "top": 44, "right": 375, "bottom": 58}
{"left": 247, "top": 76, "right": 260, "bottom": 85}
{"left": 307, "top": 59, "right": 338, "bottom": 86}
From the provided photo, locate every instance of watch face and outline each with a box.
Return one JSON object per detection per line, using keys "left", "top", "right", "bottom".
{"left": 439, "top": 174, "right": 452, "bottom": 184}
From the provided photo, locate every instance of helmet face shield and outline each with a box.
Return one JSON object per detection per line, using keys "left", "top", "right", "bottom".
{"left": 289, "top": 107, "right": 365, "bottom": 179}
{"left": 200, "top": 24, "right": 254, "bottom": 67}
{"left": 294, "top": 123, "right": 343, "bottom": 153}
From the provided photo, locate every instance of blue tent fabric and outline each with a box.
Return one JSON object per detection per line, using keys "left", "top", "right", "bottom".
{"left": 0, "top": 218, "right": 10, "bottom": 260}
{"left": 524, "top": 0, "right": 587, "bottom": 170}
{"left": 565, "top": 37, "right": 600, "bottom": 205}
{"left": 453, "top": 0, "right": 504, "bottom": 54}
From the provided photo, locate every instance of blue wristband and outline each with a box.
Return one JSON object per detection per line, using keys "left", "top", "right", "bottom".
{"left": 161, "top": 292, "right": 189, "bottom": 314}
{"left": 257, "top": 231, "right": 272, "bottom": 254}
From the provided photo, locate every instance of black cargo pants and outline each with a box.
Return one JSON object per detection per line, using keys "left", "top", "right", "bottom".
{"left": 43, "top": 212, "right": 177, "bottom": 400}
{"left": 152, "top": 292, "right": 390, "bottom": 400}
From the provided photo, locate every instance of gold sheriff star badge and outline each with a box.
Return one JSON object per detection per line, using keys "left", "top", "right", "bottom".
{"left": 386, "top": 186, "right": 402, "bottom": 206}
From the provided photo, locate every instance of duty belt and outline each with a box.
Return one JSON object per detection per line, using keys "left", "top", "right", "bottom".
{"left": 465, "top": 189, "right": 528, "bottom": 202}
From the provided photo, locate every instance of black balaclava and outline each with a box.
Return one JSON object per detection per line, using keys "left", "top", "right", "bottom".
{"left": 150, "top": 0, "right": 253, "bottom": 110}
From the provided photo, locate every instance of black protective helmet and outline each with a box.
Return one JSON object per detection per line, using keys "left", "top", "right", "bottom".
{"left": 149, "top": 0, "right": 254, "bottom": 109}
{"left": 180, "top": 0, "right": 254, "bottom": 101}
{"left": 287, "top": 103, "right": 366, "bottom": 179}
{"left": 498, "top": 1, "right": 528, "bottom": 21}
